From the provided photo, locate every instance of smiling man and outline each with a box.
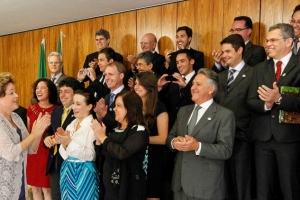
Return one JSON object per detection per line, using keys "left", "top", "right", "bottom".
{"left": 82, "top": 29, "right": 123, "bottom": 83}
{"left": 47, "top": 52, "right": 67, "bottom": 87}
{"left": 167, "top": 68, "right": 235, "bottom": 200}
{"left": 212, "top": 16, "right": 266, "bottom": 73}
{"left": 247, "top": 23, "right": 300, "bottom": 200}
{"left": 164, "top": 26, "right": 204, "bottom": 74}
{"left": 215, "top": 34, "right": 253, "bottom": 200}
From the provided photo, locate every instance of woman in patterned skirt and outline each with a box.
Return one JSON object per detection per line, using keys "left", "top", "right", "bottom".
{"left": 56, "top": 89, "right": 99, "bottom": 200}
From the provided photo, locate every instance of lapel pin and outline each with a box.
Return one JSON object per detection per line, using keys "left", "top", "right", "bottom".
{"left": 282, "top": 73, "right": 286, "bottom": 77}
{"left": 207, "top": 117, "right": 211, "bottom": 120}
{"left": 242, "top": 74, "right": 246, "bottom": 78}
{"left": 109, "top": 108, "right": 113, "bottom": 111}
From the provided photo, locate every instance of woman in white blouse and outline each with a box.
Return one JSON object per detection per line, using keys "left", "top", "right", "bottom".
{"left": 0, "top": 72, "right": 51, "bottom": 200}
{"left": 55, "top": 89, "right": 99, "bottom": 200}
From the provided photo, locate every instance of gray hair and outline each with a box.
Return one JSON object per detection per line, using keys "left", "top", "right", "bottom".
{"left": 136, "top": 51, "right": 154, "bottom": 65}
{"left": 197, "top": 68, "right": 219, "bottom": 97}
{"left": 269, "top": 23, "right": 294, "bottom": 39}
{"left": 95, "top": 28, "right": 110, "bottom": 40}
{"left": 48, "top": 51, "right": 62, "bottom": 62}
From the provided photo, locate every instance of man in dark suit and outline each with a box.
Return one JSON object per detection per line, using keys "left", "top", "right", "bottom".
{"left": 290, "top": 5, "right": 300, "bottom": 55}
{"left": 128, "top": 33, "right": 165, "bottom": 76}
{"left": 43, "top": 77, "right": 82, "bottom": 200}
{"left": 167, "top": 68, "right": 235, "bottom": 200}
{"left": 212, "top": 16, "right": 266, "bottom": 73}
{"left": 215, "top": 34, "right": 253, "bottom": 200}
{"left": 164, "top": 26, "right": 204, "bottom": 74}
{"left": 247, "top": 23, "right": 300, "bottom": 200}
{"left": 158, "top": 49, "right": 197, "bottom": 200}
{"left": 82, "top": 29, "right": 123, "bottom": 84}
{"left": 94, "top": 61, "right": 127, "bottom": 133}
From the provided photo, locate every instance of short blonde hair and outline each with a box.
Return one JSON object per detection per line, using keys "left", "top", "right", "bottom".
{"left": 0, "top": 72, "right": 15, "bottom": 97}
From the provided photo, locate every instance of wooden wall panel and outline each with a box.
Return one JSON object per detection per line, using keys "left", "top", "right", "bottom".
{"left": 159, "top": 3, "right": 177, "bottom": 54}
{"left": 1, "top": 0, "right": 300, "bottom": 108}
{"left": 103, "top": 12, "right": 137, "bottom": 69}
{"left": 137, "top": 6, "right": 162, "bottom": 54}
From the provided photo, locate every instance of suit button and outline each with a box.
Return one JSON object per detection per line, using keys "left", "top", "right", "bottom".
{"left": 271, "top": 115, "right": 275, "bottom": 118}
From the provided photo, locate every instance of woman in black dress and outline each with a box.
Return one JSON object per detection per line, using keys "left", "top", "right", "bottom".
{"left": 134, "top": 71, "right": 169, "bottom": 200}
{"left": 92, "top": 91, "right": 149, "bottom": 200}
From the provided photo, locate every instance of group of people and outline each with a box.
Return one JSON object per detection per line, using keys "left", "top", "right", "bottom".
{"left": 1, "top": 4, "right": 300, "bottom": 200}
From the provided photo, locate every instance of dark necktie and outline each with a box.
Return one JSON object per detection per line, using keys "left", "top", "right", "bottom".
{"left": 275, "top": 61, "right": 282, "bottom": 82}
{"left": 227, "top": 69, "right": 236, "bottom": 91}
{"left": 109, "top": 93, "right": 115, "bottom": 106}
{"left": 51, "top": 77, "right": 56, "bottom": 83}
{"left": 187, "top": 105, "right": 201, "bottom": 135}
{"left": 293, "top": 39, "right": 299, "bottom": 54}
{"left": 100, "top": 74, "right": 106, "bottom": 85}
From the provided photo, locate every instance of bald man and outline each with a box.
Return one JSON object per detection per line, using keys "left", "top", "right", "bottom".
{"left": 127, "top": 33, "right": 165, "bottom": 76}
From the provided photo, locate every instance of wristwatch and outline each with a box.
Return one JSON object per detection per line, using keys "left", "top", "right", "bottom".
{"left": 275, "top": 97, "right": 282, "bottom": 105}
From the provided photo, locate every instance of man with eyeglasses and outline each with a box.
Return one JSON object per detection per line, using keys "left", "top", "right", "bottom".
{"left": 127, "top": 33, "right": 165, "bottom": 76}
{"left": 164, "top": 26, "right": 204, "bottom": 75}
{"left": 247, "top": 23, "right": 300, "bottom": 200}
{"left": 290, "top": 4, "right": 300, "bottom": 55}
{"left": 212, "top": 16, "right": 266, "bottom": 73}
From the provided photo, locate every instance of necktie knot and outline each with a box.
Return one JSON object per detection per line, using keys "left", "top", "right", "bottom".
{"left": 61, "top": 107, "right": 70, "bottom": 125}
{"left": 51, "top": 77, "right": 56, "bottom": 83}
{"left": 275, "top": 61, "right": 282, "bottom": 81}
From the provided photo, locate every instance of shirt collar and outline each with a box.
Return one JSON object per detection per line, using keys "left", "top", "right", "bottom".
{"left": 196, "top": 98, "right": 213, "bottom": 110}
{"left": 183, "top": 70, "right": 195, "bottom": 83}
{"left": 229, "top": 60, "right": 245, "bottom": 72}
{"left": 273, "top": 52, "right": 292, "bottom": 67}
{"left": 111, "top": 85, "right": 125, "bottom": 95}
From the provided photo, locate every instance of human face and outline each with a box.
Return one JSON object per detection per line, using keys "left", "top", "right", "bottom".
{"left": 265, "top": 29, "right": 293, "bottom": 60}
{"left": 72, "top": 94, "right": 92, "bottom": 120}
{"left": 48, "top": 56, "right": 62, "bottom": 76}
{"left": 230, "top": 20, "right": 251, "bottom": 42}
{"left": 221, "top": 43, "right": 243, "bottom": 68}
{"left": 0, "top": 83, "right": 18, "bottom": 113}
{"left": 59, "top": 86, "right": 74, "bottom": 108}
{"left": 97, "top": 53, "right": 111, "bottom": 73}
{"left": 191, "top": 74, "right": 214, "bottom": 105}
{"left": 95, "top": 35, "right": 110, "bottom": 50}
{"left": 36, "top": 81, "right": 49, "bottom": 101}
{"left": 134, "top": 79, "right": 148, "bottom": 99}
{"left": 104, "top": 65, "right": 124, "bottom": 91}
{"left": 176, "top": 30, "right": 191, "bottom": 49}
{"left": 176, "top": 53, "right": 194, "bottom": 76}
{"left": 290, "top": 11, "right": 300, "bottom": 38}
{"left": 140, "top": 34, "right": 156, "bottom": 52}
{"left": 136, "top": 58, "right": 152, "bottom": 72}
{"left": 113, "top": 96, "right": 128, "bottom": 126}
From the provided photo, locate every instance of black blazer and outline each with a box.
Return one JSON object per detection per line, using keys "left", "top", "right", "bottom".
{"left": 102, "top": 87, "right": 128, "bottom": 133}
{"left": 45, "top": 105, "right": 75, "bottom": 175}
{"left": 212, "top": 41, "right": 266, "bottom": 73}
{"left": 152, "top": 51, "right": 166, "bottom": 76}
{"left": 247, "top": 54, "right": 300, "bottom": 142}
{"left": 158, "top": 73, "right": 196, "bottom": 128}
{"left": 88, "top": 72, "right": 110, "bottom": 100}
{"left": 167, "top": 48, "right": 204, "bottom": 74}
{"left": 215, "top": 64, "right": 253, "bottom": 140}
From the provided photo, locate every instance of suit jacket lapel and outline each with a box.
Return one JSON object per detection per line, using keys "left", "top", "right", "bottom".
{"left": 219, "top": 68, "right": 229, "bottom": 93}
{"left": 277, "top": 55, "right": 298, "bottom": 85}
{"left": 266, "top": 59, "right": 276, "bottom": 83}
{"left": 227, "top": 65, "right": 249, "bottom": 93}
{"left": 181, "top": 105, "right": 194, "bottom": 136}
{"left": 62, "top": 110, "right": 75, "bottom": 128}
{"left": 191, "top": 102, "right": 217, "bottom": 137}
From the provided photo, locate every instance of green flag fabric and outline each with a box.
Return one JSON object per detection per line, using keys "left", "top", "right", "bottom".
{"left": 57, "top": 31, "right": 63, "bottom": 73}
{"left": 38, "top": 39, "right": 47, "bottom": 78}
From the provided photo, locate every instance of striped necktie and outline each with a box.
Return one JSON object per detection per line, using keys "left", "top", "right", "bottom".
{"left": 227, "top": 69, "right": 236, "bottom": 91}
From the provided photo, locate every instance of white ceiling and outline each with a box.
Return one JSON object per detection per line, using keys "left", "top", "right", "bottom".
{"left": 0, "top": 0, "right": 183, "bottom": 36}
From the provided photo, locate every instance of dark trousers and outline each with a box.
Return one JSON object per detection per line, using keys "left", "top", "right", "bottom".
{"left": 225, "top": 138, "right": 252, "bottom": 200}
{"left": 255, "top": 137, "right": 300, "bottom": 200}
{"left": 50, "top": 170, "right": 61, "bottom": 200}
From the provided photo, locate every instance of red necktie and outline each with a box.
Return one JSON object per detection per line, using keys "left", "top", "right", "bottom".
{"left": 275, "top": 61, "right": 282, "bottom": 82}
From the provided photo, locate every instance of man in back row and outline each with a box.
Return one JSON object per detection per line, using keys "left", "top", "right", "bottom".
{"left": 212, "top": 16, "right": 266, "bottom": 72}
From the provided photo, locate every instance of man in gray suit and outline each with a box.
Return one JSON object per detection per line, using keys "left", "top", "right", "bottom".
{"left": 167, "top": 68, "right": 235, "bottom": 200}
{"left": 47, "top": 51, "right": 67, "bottom": 86}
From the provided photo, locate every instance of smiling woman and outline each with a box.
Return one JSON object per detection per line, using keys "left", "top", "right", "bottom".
{"left": 0, "top": 72, "right": 51, "bottom": 200}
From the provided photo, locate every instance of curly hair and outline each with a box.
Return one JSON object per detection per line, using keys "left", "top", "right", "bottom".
{"left": 32, "top": 78, "right": 58, "bottom": 104}
{"left": 0, "top": 72, "right": 15, "bottom": 98}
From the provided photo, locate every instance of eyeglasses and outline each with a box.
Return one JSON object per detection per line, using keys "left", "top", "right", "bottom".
{"left": 140, "top": 42, "right": 152, "bottom": 45}
{"left": 265, "top": 38, "right": 285, "bottom": 43}
{"left": 229, "top": 28, "right": 249, "bottom": 33}
{"left": 290, "top": 19, "right": 300, "bottom": 25}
